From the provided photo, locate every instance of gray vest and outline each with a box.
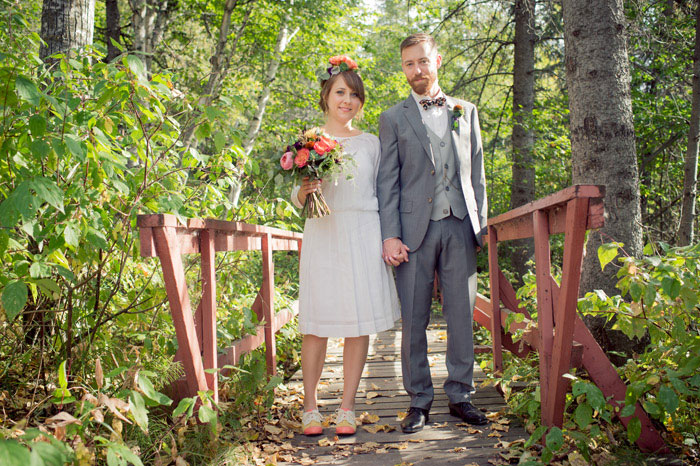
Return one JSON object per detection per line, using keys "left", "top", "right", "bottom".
{"left": 426, "top": 125, "right": 468, "bottom": 221}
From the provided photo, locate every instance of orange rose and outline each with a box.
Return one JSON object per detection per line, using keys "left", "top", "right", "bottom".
{"left": 295, "top": 148, "right": 310, "bottom": 167}
{"left": 313, "top": 137, "right": 332, "bottom": 156}
{"left": 329, "top": 55, "right": 358, "bottom": 70}
{"left": 325, "top": 137, "right": 337, "bottom": 150}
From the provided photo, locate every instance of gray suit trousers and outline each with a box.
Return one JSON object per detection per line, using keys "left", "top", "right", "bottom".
{"left": 395, "top": 215, "right": 478, "bottom": 411}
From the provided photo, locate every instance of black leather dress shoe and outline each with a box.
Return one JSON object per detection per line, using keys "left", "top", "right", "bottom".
{"left": 401, "top": 407, "right": 429, "bottom": 433}
{"left": 448, "top": 402, "right": 488, "bottom": 425}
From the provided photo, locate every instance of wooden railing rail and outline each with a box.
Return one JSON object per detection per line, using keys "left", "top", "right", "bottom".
{"left": 474, "top": 185, "right": 667, "bottom": 453}
{"left": 137, "top": 214, "right": 303, "bottom": 403}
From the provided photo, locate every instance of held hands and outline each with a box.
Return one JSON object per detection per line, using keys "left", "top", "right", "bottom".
{"left": 382, "top": 238, "right": 410, "bottom": 266}
{"left": 297, "top": 177, "right": 322, "bottom": 204}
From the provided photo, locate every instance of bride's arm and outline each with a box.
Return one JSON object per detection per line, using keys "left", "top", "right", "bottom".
{"left": 291, "top": 184, "right": 304, "bottom": 209}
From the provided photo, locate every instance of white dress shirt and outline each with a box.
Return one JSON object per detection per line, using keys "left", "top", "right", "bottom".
{"left": 411, "top": 88, "right": 449, "bottom": 137}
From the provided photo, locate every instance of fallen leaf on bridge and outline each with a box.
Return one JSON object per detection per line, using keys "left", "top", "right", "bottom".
{"left": 366, "top": 391, "right": 380, "bottom": 399}
{"left": 317, "top": 437, "right": 334, "bottom": 447}
{"left": 358, "top": 412, "right": 380, "bottom": 424}
{"left": 362, "top": 424, "right": 396, "bottom": 433}
{"left": 491, "top": 422, "right": 509, "bottom": 432}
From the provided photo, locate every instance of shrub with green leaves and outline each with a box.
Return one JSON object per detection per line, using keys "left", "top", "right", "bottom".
{"left": 490, "top": 242, "right": 699, "bottom": 463}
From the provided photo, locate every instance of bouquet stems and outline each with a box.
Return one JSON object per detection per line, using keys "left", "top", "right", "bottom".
{"left": 302, "top": 188, "right": 331, "bottom": 218}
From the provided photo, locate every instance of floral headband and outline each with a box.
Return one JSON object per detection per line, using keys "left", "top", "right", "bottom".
{"left": 316, "top": 55, "right": 359, "bottom": 83}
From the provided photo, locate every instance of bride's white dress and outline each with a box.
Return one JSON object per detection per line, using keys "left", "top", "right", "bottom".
{"left": 292, "top": 132, "right": 400, "bottom": 337}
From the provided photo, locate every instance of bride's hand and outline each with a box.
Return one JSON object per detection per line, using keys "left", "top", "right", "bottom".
{"left": 297, "top": 177, "right": 322, "bottom": 204}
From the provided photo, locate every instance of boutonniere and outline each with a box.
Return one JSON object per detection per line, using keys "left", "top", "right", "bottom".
{"left": 451, "top": 104, "right": 463, "bottom": 131}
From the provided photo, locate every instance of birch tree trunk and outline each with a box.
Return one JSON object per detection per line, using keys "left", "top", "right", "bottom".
{"left": 226, "top": 10, "right": 298, "bottom": 210}
{"left": 39, "top": 0, "right": 95, "bottom": 62}
{"left": 130, "top": 0, "right": 176, "bottom": 71}
{"left": 241, "top": 11, "right": 297, "bottom": 156}
{"left": 105, "top": 0, "right": 121, "bottom": 62}
{"left": 179, "top": 0, "right": 253, "bottom": 154}
{"left": 509, "top": 0, "right": 537, "bottom": 280}
{"left": 678, "top": 3, "right": 700, "bottom": 246}
{"left": 563, "top": 0, "right": 647, "bottom": 362}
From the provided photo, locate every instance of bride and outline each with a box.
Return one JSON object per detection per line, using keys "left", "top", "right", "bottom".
{"left": 291, "top": 55, "right": 400, "bottom": 437}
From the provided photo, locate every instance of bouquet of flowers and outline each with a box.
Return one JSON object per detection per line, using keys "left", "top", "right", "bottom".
{"left": 279, "top": 127, "right": 349, "bottom": 218}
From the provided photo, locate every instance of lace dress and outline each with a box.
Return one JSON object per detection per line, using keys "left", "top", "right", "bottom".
{"left": 292, "top": 132, "right": 400, "bottom": 337}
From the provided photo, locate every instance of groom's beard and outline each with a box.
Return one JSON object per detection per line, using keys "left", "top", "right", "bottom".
{"left": 409, "top": 75, "right": 436, "bottom": 96}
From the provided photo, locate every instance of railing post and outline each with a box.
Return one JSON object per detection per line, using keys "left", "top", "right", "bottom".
{"left": 153, "top": 226, "right": 209, "bottom": 397}
{"left": 200, "top": 228, "right": 218, "bottom": 402}
{"left": 261, "top": 233, "right": 276, "bottom": 375}
{"left": 533, "top": 209, "right": 554, "bottom": 419}
{"left": 487, "top": 226, "right": 503, "bottom": 374}
{"left": 543, "top": 197, "right": 588, "bottom": 427}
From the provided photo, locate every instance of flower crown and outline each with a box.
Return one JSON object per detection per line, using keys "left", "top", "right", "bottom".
{"left": 316, "top": 55, "right": 359, "bottom": 83}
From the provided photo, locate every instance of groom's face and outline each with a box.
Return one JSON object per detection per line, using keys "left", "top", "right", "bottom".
{"left": 401, "top": 42, "right": 442, "bottom": 96}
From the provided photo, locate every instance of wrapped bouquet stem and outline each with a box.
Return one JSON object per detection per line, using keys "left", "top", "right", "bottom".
{"left": 302, "top": 185, "right": 331, "bottom": 218}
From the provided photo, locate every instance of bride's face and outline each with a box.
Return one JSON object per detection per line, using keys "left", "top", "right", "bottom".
{"left": 324, "top": 76, "right": 362, "bottom": 124}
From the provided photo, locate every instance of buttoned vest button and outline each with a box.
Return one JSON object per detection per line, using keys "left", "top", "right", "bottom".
{"left": 445, "top": 186, "right": 450, "bottom": 191}
{"left": 443, "top": 209, "right": 449, "bottom": 214}
{"left": 430, "top": 169, "right": 435, "bottom": 175}
{"left": 440, "top": 141, "right": 446, "bottom": 147}
{"left": 428, "top": 197, "right": 433, "bottom": 204}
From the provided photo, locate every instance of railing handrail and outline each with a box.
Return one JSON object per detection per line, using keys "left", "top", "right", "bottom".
{"left": 485, "top": 184, "right": 606, "bottom": 242}
{"left": 137, "top": 213, "right": 303, "bottom": 240}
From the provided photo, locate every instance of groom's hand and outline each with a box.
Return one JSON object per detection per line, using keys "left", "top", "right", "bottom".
{"left": 383, "top": 238, "right": 410, "bottom": 266}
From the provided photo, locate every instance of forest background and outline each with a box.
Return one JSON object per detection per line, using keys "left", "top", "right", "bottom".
{"left": 0, "top": 0, "right": 699, "bottom": 465}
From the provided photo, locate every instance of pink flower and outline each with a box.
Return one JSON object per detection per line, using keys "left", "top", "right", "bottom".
{"left": 280, "top": 151, "right": 294, "bottom": 170}
{"left": 295, "top": 148, "right": 310, "bottom": 167}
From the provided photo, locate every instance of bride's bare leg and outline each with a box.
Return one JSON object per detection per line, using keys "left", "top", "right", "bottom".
{"left": 302, "top": 334, "right": 328, "bottom": 411}
{"left": 340, "top": 335, "right": 369, "bottom": 411}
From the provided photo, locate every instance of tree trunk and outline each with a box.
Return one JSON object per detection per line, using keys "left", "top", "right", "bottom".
{"left": 678, "top": 3, "right": 700, "bottom": 246}
{"left": 225, "top": 10, "right": 298, "bottom": 211}
{"left": 130, "top": 0, "right": 176, "bottom": 71}
{"left": 179, "top": 0, "right": 253, "bottom": 155}
{"left": 105, "top": 0, "right": 121, "bottom": 62}
{"left": 39, "top": 0, "right": 95, "bottom": 62}
{"left": 241, "top": 12, "right": 297, "bottom": 156}
{"left": 563, "top": 0, "right": 647, "bottom": 363}
{"left": 509, "top": 0, "right": 537, "bottom": 281}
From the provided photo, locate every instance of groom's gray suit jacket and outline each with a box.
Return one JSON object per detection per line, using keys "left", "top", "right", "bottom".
{"left": 377, "top": 95, "right": 487, "bottom": 250}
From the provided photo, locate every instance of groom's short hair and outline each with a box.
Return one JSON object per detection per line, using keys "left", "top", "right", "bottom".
{"left": 400, "top": 33, "right": 437, "bottom": 55}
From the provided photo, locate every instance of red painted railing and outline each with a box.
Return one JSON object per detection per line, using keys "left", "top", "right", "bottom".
{"left": 473, "top": 185, "right": 667, "bottom": 453}
{"left": 137, "top": 214, "right": 302, "bottom": 402}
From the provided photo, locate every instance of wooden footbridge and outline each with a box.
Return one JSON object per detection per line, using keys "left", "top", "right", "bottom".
{"left": 137, "top": 184, "right": 668, "bottom": 464}
{"left": 282, "top": 320, "right": 527, "bottom": 465}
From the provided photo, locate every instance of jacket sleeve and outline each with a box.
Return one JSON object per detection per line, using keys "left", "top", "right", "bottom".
{"left": 377, "top": 111, "right": 402, "bottom": 241}
{"left": 469, "top": 103, "right": 488, "bottom": 244}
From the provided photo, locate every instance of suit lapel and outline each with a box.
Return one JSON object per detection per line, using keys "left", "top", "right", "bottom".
{"left": 402, "top": 96, "right": 434, "bottom": 166}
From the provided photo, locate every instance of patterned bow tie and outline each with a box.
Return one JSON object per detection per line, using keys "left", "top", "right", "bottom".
{"left": 419, "top": 97, "right": 446, "bottom": 110}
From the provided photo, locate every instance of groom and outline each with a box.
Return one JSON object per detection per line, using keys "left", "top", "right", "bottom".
{"left": 377, "top": 33, "right": 488, "bottom": 433}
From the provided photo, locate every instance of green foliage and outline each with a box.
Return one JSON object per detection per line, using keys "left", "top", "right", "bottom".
{"left": 496, "top": 241, "right": 700, "bottom": 463}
